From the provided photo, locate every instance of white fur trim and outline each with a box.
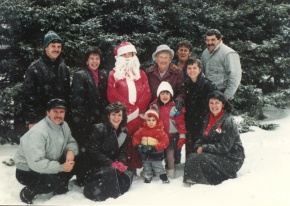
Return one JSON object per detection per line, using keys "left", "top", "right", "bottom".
{"left": 126, "top": 79, "right": 137, "bottom": 104}
{"left": 127, "top": 108, "right": 139, "bottom": 123}
{"left": 117, "top": 45, "right": 137, "bottom": 56}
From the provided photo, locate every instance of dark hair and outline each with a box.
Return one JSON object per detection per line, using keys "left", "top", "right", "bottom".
{"left": 185, "top": 57, "right": 202, "bottom": 69}
{"left": 207, "top": 91, "right": 233, "bottom": 113}
{"left": 206, "top": 29, "right": 222, "bottom": 40}
{"left": 176, "top": 40, "right": 193, "bottom": 52}
{"left": 105, "top": 102, "right": 127, "bottom": 128}
{"left": 157, "top": 91, "right": 173, "bottom": 106}
{"left": 83, "top": 46, "right": 103, "bottom": 66}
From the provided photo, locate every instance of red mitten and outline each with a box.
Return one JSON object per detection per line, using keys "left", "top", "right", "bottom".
{"left": 177, "top": 138, "right": 186, "bottom": 149}
{"left": 116, "top": 162, "right": 128, "bottom": 173}
{"left": 110, "top": 161, "right": 119, "bottom": 169}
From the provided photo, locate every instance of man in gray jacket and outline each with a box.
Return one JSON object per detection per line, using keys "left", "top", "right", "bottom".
{"left": 201, "top": 29, "right": 242, "bottom": 100}
{"left": 14, "top": 99, "right": 78, "bottom": 204}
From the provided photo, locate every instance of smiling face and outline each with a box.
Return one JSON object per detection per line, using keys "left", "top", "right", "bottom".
{"left": 205, "top": 35, "right": 222, "bottom": 53}
{"left": 159, "top": 91, "right": 171, "bottom": 104}
{"left": 176, "top": 46, "right": 192, "bottom": 62}
{"left": 45, "top": 42, "right": 62, "bottom": 60}
{"left": 156, "top": 52, "right": 171, "bottom": 72}
{"left": 186, "top": 63, "right": 202, "bottom": 82}
{"left": 109, "top": 110, "right": 123, "bottom": 129}
{"left": 209, "top": 98, "right": 224, "bottom": 117}
{"left": 87, "top": 53, "right": 101, "bottom": 71}
{"left": 146, "top": 116, "right": 157, "bottom": 128}
{"left": 46, "top": 108, "right": 66, "bottom": 125}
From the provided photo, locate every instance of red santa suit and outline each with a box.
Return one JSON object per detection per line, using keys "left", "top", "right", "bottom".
{"left": 107, "top": 42, "right": 152, "bottom": 169}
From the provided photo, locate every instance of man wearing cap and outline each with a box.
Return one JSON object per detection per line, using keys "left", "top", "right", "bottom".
{"left": 201, "top": 29, "right": 242, "bottom": 100}
{"left": 14, "top": 98, "right": 78, "bottom": 204}
{"left": 107, "top": 41, "right": 151, "bottom": 173}
{"left": 22, "top": 31, "right": 71, "bottom": 129}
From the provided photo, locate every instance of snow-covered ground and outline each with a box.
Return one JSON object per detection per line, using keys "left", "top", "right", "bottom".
{"left": 1, "top": 106, "right": 290, "bottom": 206}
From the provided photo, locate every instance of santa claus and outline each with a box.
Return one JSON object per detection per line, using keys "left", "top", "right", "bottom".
{"left": 107, "top": 42, "right": 152, "bottom": 172}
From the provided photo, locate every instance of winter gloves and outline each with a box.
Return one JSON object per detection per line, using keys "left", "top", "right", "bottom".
{"left": 110, "top": 161, "right": 127, "bottom": 173}
{"left": 177, "top": 138, "right": 186, "bottom": 149}
{"left": 173, "top": 100, "right": 183, "bottom": 117}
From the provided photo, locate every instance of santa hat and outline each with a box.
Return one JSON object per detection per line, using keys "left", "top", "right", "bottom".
{"left": 114, "top": 42, "right": 137, "bottom": 56}
{"left": 156, "top": 81, "right": 174, "bottom": 97}
{"left": 144, "top": 109, "right": 159, "bottom": 121}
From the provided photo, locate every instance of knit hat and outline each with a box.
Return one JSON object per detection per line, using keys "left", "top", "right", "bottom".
{"left": 156, "top": 81, "right": 174, "bottom": 97}
{"left": 152, "top": 44, "right": 174, "bottom": 61}
{"left": 46, "top": 98, "right": 66, "bottom": 110}
{"left": 43, "top": 31, "right": 63, "bottom": 48}
{"left": 145, "top": 109, "right": 159, "bottom": 121}
{"left": 114, "top": 42, "right": 137, "bottom": 56}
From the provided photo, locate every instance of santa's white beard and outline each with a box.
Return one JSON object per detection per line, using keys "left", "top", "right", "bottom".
{"left": 114, "top": 55, "right": 141, "bottom": 81}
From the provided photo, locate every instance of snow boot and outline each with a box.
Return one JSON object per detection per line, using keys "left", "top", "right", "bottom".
{"left": 167, "top": 169, "right": 175, "bottom": 179}
{"left": 144, "top": 177, "right": 152, "bottom": 183}
{"left": 20, "top": 187, "right": 36, "bottom": 204}
{"left": 54, "top": 182, "right": 69, "bottom": 195}
{"left": 159, "top": 174, "right": 170, "bottom": 184}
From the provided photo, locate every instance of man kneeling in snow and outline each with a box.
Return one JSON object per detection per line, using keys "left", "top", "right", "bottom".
{"left": 14, "top": 98, "right": 78, "bottom": 204}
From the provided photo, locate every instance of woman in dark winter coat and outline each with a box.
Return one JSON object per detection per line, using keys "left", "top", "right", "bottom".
{"left": 78, "top": 102, "right": 133, "bottom": 201}
{"left": 184, "top": 91, "right": 245, "bottom": 186}
{"left": 184, "top": 58, "right": 217, "bottom": 156}
{"left": 70, "top": 46, "right": 108, "bottom": 148}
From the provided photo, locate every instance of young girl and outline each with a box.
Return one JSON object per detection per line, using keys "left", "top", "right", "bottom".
{"left": 150, "top": 81, "right": 186, "bottom": 179}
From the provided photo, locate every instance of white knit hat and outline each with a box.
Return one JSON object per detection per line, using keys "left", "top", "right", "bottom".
{"left": 114, "top": 42, "right": 137, "bottom": 56}
{"left": 156, "top": 81, "right": 174, "bottom": 97}
{"left": 152, "top": 44, "right": 174, "bottom": 61}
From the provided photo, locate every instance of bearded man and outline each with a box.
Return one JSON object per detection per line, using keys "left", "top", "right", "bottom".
{"left": 107, "top": 42, "right": 152, "bottom": 173}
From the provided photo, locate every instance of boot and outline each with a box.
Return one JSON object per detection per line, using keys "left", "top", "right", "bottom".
{"left": 54, "top": 182, "right": 69, "bottom": 195}
{"left": 167, "top": 169, "right": 175, "bottom": 179}
{"left": 144, "top": 177, "right": 152, "bottom": 183}
{"left": 20, "top": 187, "right": 36, "bottom": 204}
{"left": 159, "top": 174, "right": 170, "bottom": 184}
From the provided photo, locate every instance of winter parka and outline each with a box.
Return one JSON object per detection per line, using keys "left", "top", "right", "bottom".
{"left": 150, "top": 100, "right": 186, "bottom": 139}
{"left": 184, "top": 73, "right": 217, "bottom": 154}
{"left": 201, "top": 42, "right": 242, "bottom": 100}
{"left": 145, "top": 64, "right": 185, "bottom": 103}
{"left": 133, "top": 120, "right": 169, "bottom": 161}
{"left": 184, "top": 112, "right": 245, "bottom": 185}
{"left": 22, "top": 53, "right": 71, "bottom": 125}
{"left": 70, "top": 68, "right": 108, "bottom": 147}
{"left": 14, "top": 116, "right": 78, "bottom": 174}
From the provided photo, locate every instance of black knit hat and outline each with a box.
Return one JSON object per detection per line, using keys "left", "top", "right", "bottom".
{"left": 46, "top": 98, "right": 66, "bottom": 110}
{"left": 43, "top": 31, "right": 62, "bottom": 48}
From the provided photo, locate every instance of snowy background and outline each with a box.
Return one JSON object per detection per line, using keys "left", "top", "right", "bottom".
{"left": 1, "top": 106, "right": 290, "bottom": 206}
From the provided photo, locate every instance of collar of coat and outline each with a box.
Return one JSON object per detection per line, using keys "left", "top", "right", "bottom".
{"left": 146, "top": 63, "right": 180, "bottom": 74}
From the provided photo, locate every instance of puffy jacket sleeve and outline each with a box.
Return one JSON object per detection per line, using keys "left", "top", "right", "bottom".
{"left": 63, "top": 123, "right": 79, "bottom": 156}
{"left": 21, "top": 131, "right": 63, "bottom": 174}
{"left": 132, "top": 128, "right": 143, "bottom": 147}
{"left": 224, "top": 52, "right": 242, "bottom": 100}
{"left": 155, "top": 130, "right": 169, "bottom": 151}
{"left": 174, "top": 106, "right": 186, "bottom": 138}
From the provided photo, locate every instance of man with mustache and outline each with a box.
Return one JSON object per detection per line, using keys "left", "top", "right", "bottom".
{"left": 14, "top": 99, "right": 78, "bottom": 204}
{"left": 201, "top": 29, "right": 242, "bottom": 100}
{"left": 22, "top": 31, "right": 71, "bottom": 129}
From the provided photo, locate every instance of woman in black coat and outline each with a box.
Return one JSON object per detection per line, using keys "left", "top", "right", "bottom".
{"left": 78, "top": 102, "right": 133, "bottom": 201}
{"left": 184, "top": 58, "right": 217, "bottom": 156}
{"left": 184, "top": 91, "right": 245, "bottom": 185}
{"left": 70, "top": 46, "right": 108, "bottom": 148}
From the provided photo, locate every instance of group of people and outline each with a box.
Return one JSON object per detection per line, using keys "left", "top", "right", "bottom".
{"left": 14, "top": 28, "right": 245, "bottom": 204}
